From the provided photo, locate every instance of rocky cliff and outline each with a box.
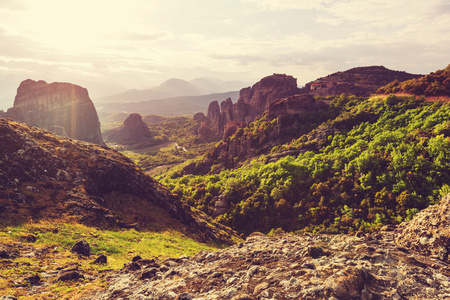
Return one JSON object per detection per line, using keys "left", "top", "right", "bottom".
{"left": 0, "top": 118, "right": 237, "bottom": 244}
{"left": 5, "top": 79, "right": 104, "bottom": 145}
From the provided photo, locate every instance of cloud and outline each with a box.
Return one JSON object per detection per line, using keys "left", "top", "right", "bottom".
{"left": 0, "top": 0, "right": 26, "bottom": 11}
{"left": 241, "top": 0, "right": 330, "bottom": 11}
{"left": 209, "top": 54, "right": 264, "bottom": 66}
{"left": 116, "top": 32, "right": 169, "bottom": 42}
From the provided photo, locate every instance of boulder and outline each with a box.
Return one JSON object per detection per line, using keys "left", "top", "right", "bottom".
{"left": 55, "top": 270, "right": 85, "bottom": 282}
{"left": 92, "top": 254, "right": 107, "bottom": 265}
{"left": 70, "top": 240, "right": 90, "bottom": 257}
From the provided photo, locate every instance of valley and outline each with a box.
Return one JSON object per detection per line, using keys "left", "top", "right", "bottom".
{"left": 1, "top": 64, "right": 450, "bottom": 299}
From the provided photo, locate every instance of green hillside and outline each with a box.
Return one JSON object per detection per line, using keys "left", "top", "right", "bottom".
{"left": 158, "top": 94, "right": 450, "bottom": 235}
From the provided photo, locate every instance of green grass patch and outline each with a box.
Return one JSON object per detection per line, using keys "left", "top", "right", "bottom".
{"left": 2, "top": 221, "right": 219, "bottom": 268}
{"left": 0, "top": 221, "right": 221, "bottom": 298}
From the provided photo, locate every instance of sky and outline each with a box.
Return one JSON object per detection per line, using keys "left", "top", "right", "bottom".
{"left": 0, "top": 0, "right": 449, "bottom": 108}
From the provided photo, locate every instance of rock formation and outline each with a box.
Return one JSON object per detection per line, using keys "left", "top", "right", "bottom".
{"left": 103, "top": 113, "right": 153, "bottom": 146}
{"left": 187, "top": 93, "right": 325, "bottom": 174}
{"left": 5, "top": 79, "right": 104, "bottom": 145}
{"left": 199, "top": 74, "right": 301, "bottom": 140}
{"left": 0, "top": 118, "right": 237, "bottom": 244}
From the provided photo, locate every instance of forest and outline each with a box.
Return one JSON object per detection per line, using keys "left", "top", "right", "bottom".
{"left": 158, "top": 93, "right": 450, "bottom": 235}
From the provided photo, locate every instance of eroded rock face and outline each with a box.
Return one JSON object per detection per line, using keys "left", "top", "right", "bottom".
{"left": 7, "top": 79, "right": 104, "bottom": 145}
{"left": 103, "top": 113, "right": 152, "bottom": 145}
{"left": 89, "top": 228, "right": 450, "bottom": 299}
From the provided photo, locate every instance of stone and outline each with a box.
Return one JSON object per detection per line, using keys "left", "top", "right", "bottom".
{"left": 140, "top": 268, "right": 158, "bottom": 280}
{"left": 0, "top": 248, "right": 11, "bottom": 259}
{"left": 92, "top": 254, "right": 107, "bottom": 265}
{"left": 324, "top": 266, "right": 372, "bottom": 299}
{"left": 132, "top": 255, "right": 143, "bottom": 262}
{"left": 56, "top": 270, "right": 85, "bottom": 282}
{"left": 122, "top": 262, "right": 141, "bottom": 272}
{"left": 307, "top": 246, "right": 326, "bottom": 258}
{"left": 70, "top": 240, "right": 90, "bottom": 257}
{"left": 176, "top": 293, "right": 193, "bottom": 300}
{"left": 25, "top": 274, "right": 41, "bottom": 285}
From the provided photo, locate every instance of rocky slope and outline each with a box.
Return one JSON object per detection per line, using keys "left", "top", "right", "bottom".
{"left": 90, "top": 224, "right": 450, "bottom": 300}
{"left": 0, "top": 118, "right": 237, "bottom": 244}
{"left": 4, "top": 79, "right": 104, "bottom": 145}
{"left": 395, "top": 194, "right": 450, "bottom": 262}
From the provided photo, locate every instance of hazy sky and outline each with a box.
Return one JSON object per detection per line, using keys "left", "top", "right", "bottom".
{"left": 0, "top": 0, "right": 449, "bottom": 107}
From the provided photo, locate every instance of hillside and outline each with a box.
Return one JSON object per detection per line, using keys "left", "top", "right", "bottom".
{"left": 305, "top": 66, "right": 423, "bottom": 97}
{"left": 159, "top": 93, "right": 450, "bottom": 235}
{"left": 0, "top": 118, "right": 238, "bottom": 244}
{"left": 377, "top": 64, "right": 450, "bottom": 96}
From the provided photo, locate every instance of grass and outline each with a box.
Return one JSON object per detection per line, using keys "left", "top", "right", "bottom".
{"left": 118, "top": 142, "right": 176, "bottom": 167}
{"left": 0, "top": 221, "right": 221, "bottom": 299}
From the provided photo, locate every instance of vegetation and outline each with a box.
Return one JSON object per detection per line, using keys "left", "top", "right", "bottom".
{"left": 104, "top": 115, "right": 217, "bottom": 171}
{"left": 377, "top": 65, "right": 450, "bottom": 96}
{"left": 0, "top": 221, "right": 220, "bottom": 299}
{"left": 158, "top": 94, "right": 450, "bottom": 235}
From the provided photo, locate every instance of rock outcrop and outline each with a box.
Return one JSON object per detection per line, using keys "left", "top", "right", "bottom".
{"left": 5, "top": 79, "right": 104, "bottom": 145}
{"left": 90, "top": 227, "right": 450, "bottom": 299}
{"left": 395, "top": 194, "right": 450, "bottom": 262}
{"left": 103, "top": 113, "right": 153, "bottom": 145}
{"left": 0, "top": 118, "right": 237, "bottom": 244}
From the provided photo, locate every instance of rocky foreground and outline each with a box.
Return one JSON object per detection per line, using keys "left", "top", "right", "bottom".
{"left": 2, "top": 195, "right": 450, "bottom": 299}
{"left": 90, "top": 227, "right": 450, "bottom": 300}
{"left": 90, "top": 195, "right": 450, "bottom": 299}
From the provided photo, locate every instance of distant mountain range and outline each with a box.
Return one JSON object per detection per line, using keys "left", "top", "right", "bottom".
{"left": 96, "top": 77, "right": 248, "bottom": 103}
{"left": 97, "top": 91, "right": 240, "bottom": 117}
